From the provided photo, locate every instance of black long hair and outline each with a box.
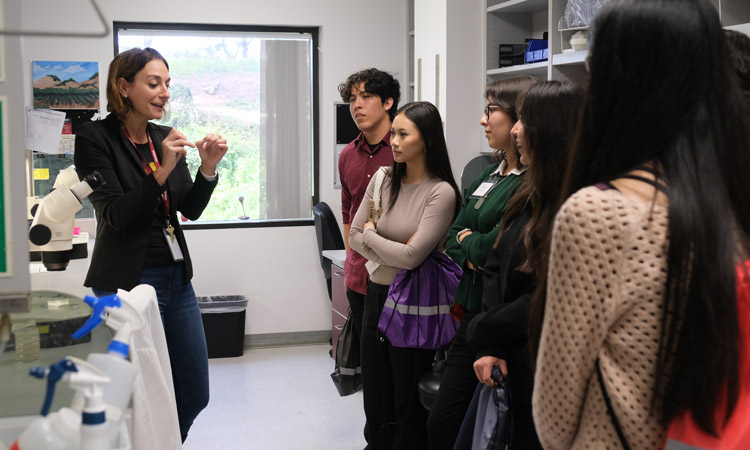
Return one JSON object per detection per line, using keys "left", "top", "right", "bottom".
{"left": 386, "top": 102, "right": 461, "bottom": 220}
{"left": 725, "top": 29, "right": 750, "bottom": 113}
{"left": 530, "top": 0, "right": 750, "bottom": 436}
{"left": 498, "top": 81, "right": 583, "bottom": 274}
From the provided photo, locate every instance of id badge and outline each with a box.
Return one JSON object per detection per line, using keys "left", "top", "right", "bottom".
{"left": 162, "top": 229, "right": 184, "bottom": 262}
{"left": 470, "top": 181, "right": 494, "bottom": 198}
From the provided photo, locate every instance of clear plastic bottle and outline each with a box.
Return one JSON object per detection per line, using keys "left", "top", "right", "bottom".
{"left": 9, "top": 407, "right": 81, "bottom": 450}
{"left": 11, "top": 320, "right": 39, "bottom": 363}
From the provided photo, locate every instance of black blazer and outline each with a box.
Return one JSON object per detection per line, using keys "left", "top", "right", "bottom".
{"left": 74, "top": 113, "right": 217, "bottom": 291}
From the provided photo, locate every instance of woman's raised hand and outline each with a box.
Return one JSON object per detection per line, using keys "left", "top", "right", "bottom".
{"left": 196, "top": 133, "right": 228, "bottom": 176}
{"left": 155, "top": 128, "right": 194, "bottom": 186}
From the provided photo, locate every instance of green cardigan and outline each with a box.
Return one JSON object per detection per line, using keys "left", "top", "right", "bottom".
{"left": 445, "top": 162, "right": 525, "bottom": 312}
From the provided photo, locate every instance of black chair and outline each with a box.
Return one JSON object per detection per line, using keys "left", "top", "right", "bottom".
{"left": 312, "top": 202, "right": 346, "bottom": 300}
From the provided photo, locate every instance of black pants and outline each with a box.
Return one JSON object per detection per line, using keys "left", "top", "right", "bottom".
{"left": 347, "top": 287, "right": 366, "bottom": 343}
{"left": 347, "top": 287, "right": 370, "bottom": 448}
{"left": 426, "top": 310, "right": 479, "bottom": 450}
{"left": 361, "top": 280, "right": 436, "bottom": 450}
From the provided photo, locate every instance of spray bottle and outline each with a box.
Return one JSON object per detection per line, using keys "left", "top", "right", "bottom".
{"left": 11, "top": 356, "right": 110, "bottom": 450}
{"left": 71, "top": 288, "right": 145, "bottom": 446}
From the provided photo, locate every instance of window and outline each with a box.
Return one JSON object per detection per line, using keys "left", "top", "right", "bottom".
{"left": 115, "top": 23, "right": 319, "bottom": 226}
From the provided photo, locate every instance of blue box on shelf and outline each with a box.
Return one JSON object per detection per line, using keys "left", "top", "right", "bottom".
{"left": 525, "top": 39, "right": 548, "bottom": 64}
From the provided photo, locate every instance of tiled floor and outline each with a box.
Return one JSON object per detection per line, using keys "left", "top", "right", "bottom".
{"left": 182, "top": 344, "right": 366, "bottom": 450}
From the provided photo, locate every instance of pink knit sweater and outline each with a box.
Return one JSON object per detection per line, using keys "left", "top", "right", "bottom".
{"left": 533, "top": 186, "right": 669, "bottom": 449}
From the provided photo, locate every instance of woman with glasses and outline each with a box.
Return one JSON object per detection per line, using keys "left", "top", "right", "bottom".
{"left": 427, "top": 76, "right": 536, "bottom": 449}
{"left": 466, "top": 80, "right": 583, "bottom": 449}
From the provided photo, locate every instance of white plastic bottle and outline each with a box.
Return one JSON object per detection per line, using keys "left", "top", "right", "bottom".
{"left": 86, "top": 348, "right": 136, "bottom": 445}
{"left": 71, "top": 289, "right": 145, "bottom": 446}
{"left": 10, "top": 407, "right": 81, "bottom": 450}
{"left": 64, "top": 357, "right": 111, "bottom": 450}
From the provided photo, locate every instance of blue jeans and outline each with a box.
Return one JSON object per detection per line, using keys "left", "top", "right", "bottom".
{"left": 93, "top": 263, "right": 210, "bottom": 442}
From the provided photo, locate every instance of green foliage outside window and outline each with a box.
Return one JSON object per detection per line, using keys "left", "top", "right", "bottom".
{"left": 154, "top": 53, "right": 263, "bottom": 221}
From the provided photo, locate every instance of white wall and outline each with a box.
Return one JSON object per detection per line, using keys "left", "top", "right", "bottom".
{"left": 18, "top": 0, "right": 408, "bottom": 335}
{"left": 414, "top": 0, "right": 447, "bottom": 113}
{"left": 445, "top": 0, "right": 485, "bottom": 185}
{"left": 413, "top": 0, "right": 485, "bottom": 188}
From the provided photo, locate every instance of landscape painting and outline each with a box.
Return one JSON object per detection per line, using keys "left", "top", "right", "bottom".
{"left": 32, "top": 61, "right": 99, "bottom": 109}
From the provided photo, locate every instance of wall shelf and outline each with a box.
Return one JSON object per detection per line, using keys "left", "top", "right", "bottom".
{"left": 552, "top": 49, "right": 587, "bottom": 66}
{"left": 487, "top": 0, "right": 547, "bottom": 14}
{"left": 487, "top": 60, "right": 547, "bottom": 78}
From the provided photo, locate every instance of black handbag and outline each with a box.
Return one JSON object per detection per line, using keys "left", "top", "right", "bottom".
{"left": 330, "top": 310, "right": 363, "bottom": 396}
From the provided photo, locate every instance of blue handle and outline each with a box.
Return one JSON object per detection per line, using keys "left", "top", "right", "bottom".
{"left": 30, "top": 358, "right": 78, "bottom": 416}
{"left": 72, "top": 294, "right": 121, "bottom": 339}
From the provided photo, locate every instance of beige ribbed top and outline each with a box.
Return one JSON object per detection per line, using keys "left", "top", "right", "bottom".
{"left": 349, "top": 168, "right": 456, "bottom": 286}
{"left": 533, "top": 185, "right": 669, "bottom": 450}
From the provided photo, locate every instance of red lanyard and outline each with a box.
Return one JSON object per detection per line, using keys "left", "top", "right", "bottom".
{"left": 120, "top": 124, "right": 171, "bottom": 220}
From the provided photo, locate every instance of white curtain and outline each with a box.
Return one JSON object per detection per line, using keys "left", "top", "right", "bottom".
{"left": 260, "top": 38, "right": 313, "bottom": 219}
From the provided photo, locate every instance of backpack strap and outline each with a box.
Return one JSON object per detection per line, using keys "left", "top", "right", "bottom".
{"left": 369, "top": 166, "right": 387, "bottom": 224}
{"left": 596, "top": 359, "right": 632, "bottom": 450}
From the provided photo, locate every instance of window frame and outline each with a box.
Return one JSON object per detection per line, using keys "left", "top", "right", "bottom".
{"left": 113, "top": 21, "right": 320, "bottom": 229}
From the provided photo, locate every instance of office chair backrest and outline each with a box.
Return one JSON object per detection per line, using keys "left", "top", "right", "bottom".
{"left": 461, "top": 155, "right": 494, "bottom": 198}
{"left": 312, "top": 202, "right": 346, "bottom": 299}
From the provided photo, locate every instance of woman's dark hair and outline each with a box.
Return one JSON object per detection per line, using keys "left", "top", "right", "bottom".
{"left": 107, "top": 47, "right": 169, "bottom": 120}
{"left": 338, "top": 68, "right": 401, "bottom": 121}
{"left": 529, "top": 0, "right": 750, "bottom": 436}
{"left": 386, "top": 101, "right": 461, "bottom": 219}
{"left": 497, "top": 81, "right": 583, "bottom": 274}
{"left": 484, "top": 76, "right": 538, "bottom": 161}
{"left": 725, "top": 29, "right": 750, "bottom": 113}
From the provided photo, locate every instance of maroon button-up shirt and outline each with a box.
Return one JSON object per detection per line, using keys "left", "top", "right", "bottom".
{"left": 338, "top": 131, "right": 393, "bottom": 294}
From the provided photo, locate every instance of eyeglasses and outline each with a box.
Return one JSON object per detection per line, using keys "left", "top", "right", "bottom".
{"left": 484, "top": 104, "right": 502, "bottom": 120}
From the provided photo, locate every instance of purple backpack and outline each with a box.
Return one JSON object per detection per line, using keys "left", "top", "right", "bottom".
{"left": 378, "top": 250, "right": 462, "bottom": 350}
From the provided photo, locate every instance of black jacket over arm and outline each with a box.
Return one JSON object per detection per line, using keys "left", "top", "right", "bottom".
{"left": 74, "top": 113, "right": 217, "bottom": 291}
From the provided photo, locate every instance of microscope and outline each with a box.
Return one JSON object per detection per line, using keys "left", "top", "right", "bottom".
{"left": 28, "top": 166, "right": 104, "bottom": 271}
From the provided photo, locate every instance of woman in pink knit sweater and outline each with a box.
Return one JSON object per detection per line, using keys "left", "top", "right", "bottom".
{"left": 528, "top": 0, "right": 750, "bottom": 449}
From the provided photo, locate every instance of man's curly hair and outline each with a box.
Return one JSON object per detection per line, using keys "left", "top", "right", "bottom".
{"left": 338, "top": 68, "right": 400, "bottom": 121}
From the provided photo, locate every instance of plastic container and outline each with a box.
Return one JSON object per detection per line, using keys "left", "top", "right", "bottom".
{"left": 10, "top": 408, "right": 80, "bottom": 450}
{"left": 570, "top": 31, "right": 588, "bottom": 52}
{"left": 564, "top": 0, "right": 611, "bottom": 28}
{"left": 11, "top": 321, "right": 40, "bottom": 363}
{"left": 86, "top": 352, "right": 136, "bottom": 446}
{"left": 7, "top": 292, "right": 91, "bottom": 350}
{"left": 197, "top": 296, "right": 248, "bottom": 358}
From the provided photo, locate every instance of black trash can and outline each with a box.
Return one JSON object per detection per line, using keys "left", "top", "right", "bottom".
{"left": 197, "top": 295, "right": 248, "bottom": 358}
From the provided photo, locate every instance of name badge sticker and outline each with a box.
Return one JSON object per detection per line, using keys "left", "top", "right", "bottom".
{"left": 471, "top": 182, "right": 494, "bottom": 198}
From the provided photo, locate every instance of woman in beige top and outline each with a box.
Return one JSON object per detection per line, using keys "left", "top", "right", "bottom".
{"left": 529, "top": 0, "right": 750, "bottom": 449}
{"left": 350, "top": 101, "right": 461, "bottom": 450}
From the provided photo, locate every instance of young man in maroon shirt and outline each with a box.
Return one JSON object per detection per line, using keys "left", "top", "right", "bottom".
{"left": 337, "top": 70, "right": 399, "bottom": 448}
{"left": 337, "top": 69, "right": 400, "bottom": 343}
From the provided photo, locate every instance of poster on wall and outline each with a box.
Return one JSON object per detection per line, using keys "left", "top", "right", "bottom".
{"left": 0, "top": 97, "right": 9, "bottom": 275}
{"left": 32, "top": 61, "right": 99, "bottom": 109}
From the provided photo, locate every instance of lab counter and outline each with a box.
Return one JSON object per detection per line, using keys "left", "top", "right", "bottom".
{"left": 0, "top": 239, "right": 101, "bottom": 418}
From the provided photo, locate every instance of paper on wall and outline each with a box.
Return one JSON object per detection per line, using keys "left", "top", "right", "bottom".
{"left": 27, "top": 108, "right": 66, "bottom": 154}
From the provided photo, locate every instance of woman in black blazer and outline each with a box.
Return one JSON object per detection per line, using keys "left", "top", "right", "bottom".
{"left": 74, "top": 47, "right": 228, "bottom": 442}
